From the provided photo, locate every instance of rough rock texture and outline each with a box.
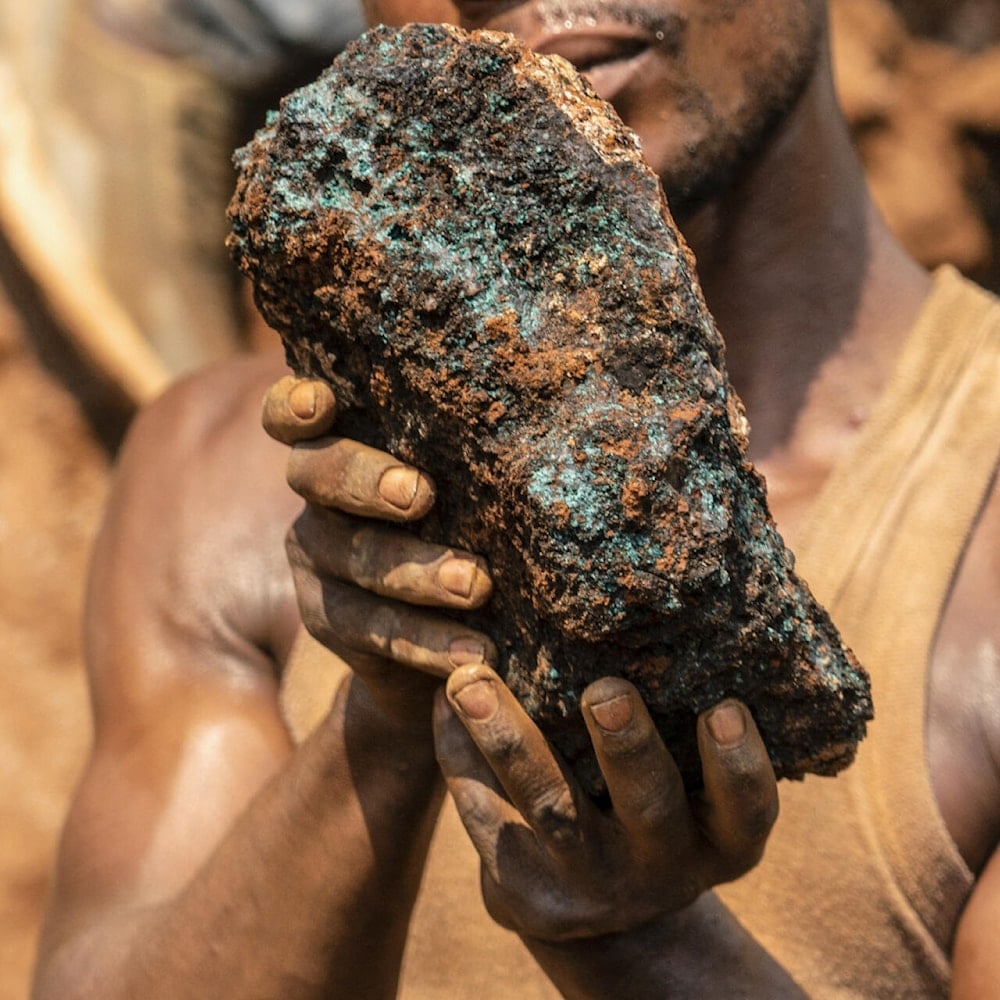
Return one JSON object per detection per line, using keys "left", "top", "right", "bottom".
{"left": 228, "top": 23, "right": 873, "bottom": 791}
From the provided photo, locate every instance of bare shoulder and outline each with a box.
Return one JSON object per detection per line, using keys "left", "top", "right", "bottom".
{"left": 89, "top": 348, "right": 302, "bottom": 698}
{"left": 119, "top": 347, "right": 290, "bottom": 493}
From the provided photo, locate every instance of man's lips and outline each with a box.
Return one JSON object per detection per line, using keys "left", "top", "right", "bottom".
{"left": 530, "top": 27, "right": 655, "bottom": 102}
{"left": 454, "top": 3, "right": 685, "bottom": 105}
{"left": 530, "top": 28, "right": 650, "bottom": 74}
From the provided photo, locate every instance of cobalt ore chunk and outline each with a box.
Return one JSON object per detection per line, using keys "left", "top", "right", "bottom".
{"left": 228, "top": 23, "right": 873, "bottom": 791}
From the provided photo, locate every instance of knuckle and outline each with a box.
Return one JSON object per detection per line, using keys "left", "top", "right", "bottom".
{"left": 715, "top": 754, "right": 777, "bottom": 810}
{"left": 383, "top": 611, "right": 452, "bottom": 673}
{"left": 743, "top": 794, "right": 780, "bottom": 844}
{"left": 285, "top": 511, "right": 331, "bottom": 578}
{"left": 456, "top": 794, "right": 502, "bottom": 846}
{"left": 261, "top": 377, "right": 295, "bottom": 438}
{"left": 721, "top": 771, "right": 779, "bottom": 840}
{"left": 287, "top": 443, "right": 346, "bottom": 507}
{"left": 284, "top": 522, "right": 306, "bottom": 566}
{"left": 296, "top": 585, "right": 334, "bottom": 647}
{"left": 631, "top": 788, "right": 683, "bottom": 833}
{"left": 367, "top": 604, "right": 400, "bottom": 658}
{"left": 527, "top": 785, "right": 580, "bottom": 848}
{"left": 703, "top": 797, "right": 778, "bottom": 881}
{"left": 345, "top": 524, "right": 379, "bottom": 590}
{"left": 285, "top": 449, "right": 315, "bottom": 499}
{"left": 478, "top": 722, "right": 527, "bottom": 765}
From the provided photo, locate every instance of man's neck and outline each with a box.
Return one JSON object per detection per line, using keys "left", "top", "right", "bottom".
{"left": 676, "top": 44, "right": 932, "bottom": 533}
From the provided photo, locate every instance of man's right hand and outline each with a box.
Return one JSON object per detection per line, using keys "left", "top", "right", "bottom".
{"left": 262, "top": 374, "right": 496, "bottom": 728}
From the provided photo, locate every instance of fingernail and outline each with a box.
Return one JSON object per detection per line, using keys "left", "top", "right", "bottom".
{"left": 452, "top": 678, "right": 498, "bottom": 721}
{"left": 589, "top": 694, "right": 633, "bottom": 733}
{"left": 288, "top": 381, "right": 317, "bottom": 419}
{"left": 707, "top": 701, "right": 746, "bottom": 747}
{"left": 378, "top": 466, "right": 419, "bottom": 510}
{"left": 448, "top": 637, "right": 485, "bottom": 667}
{"left": 438, "top": 557, "right": 476, "bottom": 598}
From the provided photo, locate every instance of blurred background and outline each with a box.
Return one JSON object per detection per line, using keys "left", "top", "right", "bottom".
{"left": 0, "top": 1, "right": 998, "bottom": 997}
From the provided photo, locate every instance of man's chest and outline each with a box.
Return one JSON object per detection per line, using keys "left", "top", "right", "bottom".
{"left": 926, "top": 478, "right": 1000, "bottom": 874}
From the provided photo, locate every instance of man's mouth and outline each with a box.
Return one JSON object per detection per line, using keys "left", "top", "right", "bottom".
{"left": 530, "top": 24, "right": 657, "bottom": 103}
{"left": 454, "top": 2, "right": 685, "bottom": 105}
{"left": 520, "top": 1, "right": 686, "bottom": 102}
{"left": 531, "top": 27, "right": 649, "bottom": 74}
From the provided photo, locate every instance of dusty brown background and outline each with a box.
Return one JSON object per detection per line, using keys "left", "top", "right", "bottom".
{"left": 0, "top": 269, "right": 109, "bottom": 1000}
{"left": 1, "top": 2, "right": 998, "bottom": 997}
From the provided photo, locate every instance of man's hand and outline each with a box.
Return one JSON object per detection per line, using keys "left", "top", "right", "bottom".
{"left": 262, "top": 375, "right": 496, "bottom": 727}
{"left": 433, "top": 663, "right": 779, "bottom": 943}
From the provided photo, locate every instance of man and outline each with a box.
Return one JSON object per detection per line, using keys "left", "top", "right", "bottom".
{"left": 32, "top": 1, "right": 1000, "bottom": 997}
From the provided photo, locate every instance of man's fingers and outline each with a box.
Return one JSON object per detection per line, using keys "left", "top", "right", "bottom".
{"left": 695, "top": 700, "right": 779, "bottom": 875}
{"left": 433, "top": 689, "right": 519, "bottom": 876}
{"left": 581, "top": 677, "right": 696, "bottom": 849}
{"left": 445, "top": 665, "right": 584, "bottom": 854}
{"left": 265, "top": 374, "right": 437, "bottom": 522}
{"left": 293, "top": 560, "right": 497, "bottom": 678}
{"left": 289, "top": 506, "right": 492, "bottom": 610}
{"left": 262, "top": 375, "right": 338, "bottom": 444}
{"left": 288, "top": 437, "right": 436, "bottom": 522}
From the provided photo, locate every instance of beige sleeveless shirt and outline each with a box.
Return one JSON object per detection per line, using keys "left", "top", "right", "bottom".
{"left": 281, "top": 266, "right": 1000, "bottom": 998}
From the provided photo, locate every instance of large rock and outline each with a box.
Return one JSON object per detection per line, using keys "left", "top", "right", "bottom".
{"left": 228, "top": 23, "right": 872, "bottom": 791}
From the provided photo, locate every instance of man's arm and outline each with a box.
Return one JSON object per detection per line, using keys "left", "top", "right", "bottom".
{"left": 32, "top": 355, "right": 455, "bottom": 999}
{"left": 36, "top": 674, "right": 444, "bottom": 999}
{"left": 953, "top": 842, "right": 1000, "bottom": 998}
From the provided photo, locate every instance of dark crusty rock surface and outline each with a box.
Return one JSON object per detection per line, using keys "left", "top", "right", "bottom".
{"left": 228, "top": 22, "right": 873, "bottom": 791}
